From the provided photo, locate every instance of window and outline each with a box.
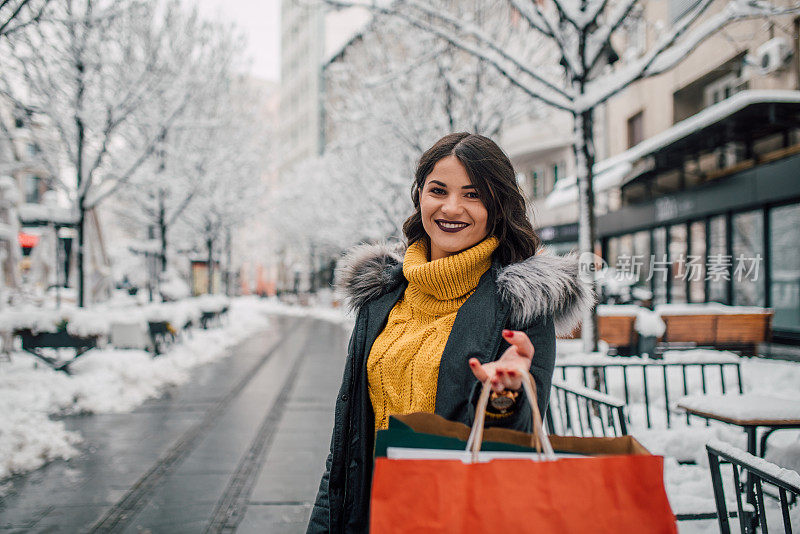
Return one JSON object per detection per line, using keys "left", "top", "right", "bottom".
{"left": 627, "top": 111, "right": 644, "bottom": 149}
{"left": 652, "top": 227, "right": 668, "bottom": 305}
{"left": 530, "top": 168, "right": 542, "bottom": 198}
{"left": 669, "top": 224, "right": 688, "bottom": 303}
{"left": 552, "top": 162, "right": 562, "bottom": 183}
{"left": 26, "top": 143, "right": 39, "bottom": 157}
{"left": 770, "top": 203, "right": 800, "bottom": 332}
{"left": 708, "top": 215, "right": 728, "bottom": 303}
{"left": 689, "top": 221, "right": 706, "bottom": 302}
{"left": 24, "top": 175, "right": 41, "bottom": 204}
{"left": 14, "top": 117, "right": 24, "bottom": 129}
{"left": 703, "top": 73, "right": 746, "bottom": 108}
{"left": 732, "top": 210, "right": 765, "bottom": 306}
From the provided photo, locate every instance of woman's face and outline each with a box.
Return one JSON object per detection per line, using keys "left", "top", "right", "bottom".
{"left": 420, "top": 155, "right": 489, "bottom": 261}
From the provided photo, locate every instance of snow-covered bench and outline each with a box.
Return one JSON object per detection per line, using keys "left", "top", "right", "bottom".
{"left": 560, "top": 305, "right": 643, "bottom": 353}
{"left": 16, "top": 328, "right": 99, "bottom": 373}
{"left": 657, "top": 304, "right": 773, "bottom": 356}
{"left": 2, "top": 308, "right": 109, "bottom": 373}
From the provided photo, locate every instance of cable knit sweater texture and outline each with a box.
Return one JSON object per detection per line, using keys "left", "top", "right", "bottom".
{"left": 367, "top": 236, "right": 499, "bottom": 431}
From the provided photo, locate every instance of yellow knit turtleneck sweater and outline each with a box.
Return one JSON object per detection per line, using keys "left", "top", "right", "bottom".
{"left": 367, "top": 236, "right": 499, "bottom": 431}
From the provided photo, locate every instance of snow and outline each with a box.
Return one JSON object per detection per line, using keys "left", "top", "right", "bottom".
{"left": 708, "top": 439, "right": 800, "bottom": 489}
{"left": 596, "top": 304, "right": 641, "bottom": 316}
{"left": 0, "top": 307, "right": 111, "bottom": 337}
{"left": 634, "top": 309, "right": 666, "bottom": 337}
{"left": 552, "top": 378, "right": 625, "bottom": 407}
{"left": 17, "top": 203, "right": 79, "bottom": 225}
{"left": 655, "top": 302, "right": 771, "bottom": 315}
{"left": 677, "top": 393, "right": 800, "bottom": 422}
{"left": 0, "top": 296, "right": 273, "bottom": 481}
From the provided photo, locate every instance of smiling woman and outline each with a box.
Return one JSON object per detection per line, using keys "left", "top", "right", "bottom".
{"left": 307, "top": 133, "right": 595, "bottom": 533}
{"left": 418, "top": 156, "right": 489, "bottom": 261}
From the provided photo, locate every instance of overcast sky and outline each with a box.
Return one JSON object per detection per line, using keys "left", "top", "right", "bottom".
{"left": 195, "top": 0, "right": 281, "bottom": 82}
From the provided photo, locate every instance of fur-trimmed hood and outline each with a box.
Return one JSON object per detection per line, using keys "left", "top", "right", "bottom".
{"left": 334, "top": 242, "right": 595, "bottom": 337}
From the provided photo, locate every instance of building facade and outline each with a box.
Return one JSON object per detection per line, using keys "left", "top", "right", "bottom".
{"left": 527, "top": 1, "right": 800, "bottom": 341}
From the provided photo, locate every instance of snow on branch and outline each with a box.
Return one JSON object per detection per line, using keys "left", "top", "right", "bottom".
{"left": 0, "top": 0, "right": 50, "bottom": 39}
{"left": 579, "top": 0, "right": 800, "bottom": 112}
{"left": 324, "top": 0, "right": 574, "bottom": 110}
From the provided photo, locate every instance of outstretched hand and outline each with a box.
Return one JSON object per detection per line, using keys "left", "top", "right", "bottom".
{"left": 468, "top": 330, "right": 534, "bottom": 392}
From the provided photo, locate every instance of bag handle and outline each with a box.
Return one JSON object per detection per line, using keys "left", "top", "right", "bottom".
{"left": 465, "top": 371, "right": 555, "bottom": 463}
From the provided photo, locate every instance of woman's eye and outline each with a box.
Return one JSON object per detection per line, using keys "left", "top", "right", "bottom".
{"left": 465, "top": 191, "right": 480, "bottom": 199}
{"left": 430, "top": 187, "right": 446, "bottom": 195}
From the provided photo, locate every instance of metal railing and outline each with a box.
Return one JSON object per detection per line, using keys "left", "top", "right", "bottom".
{"left": 707, "top": 443, "right": 800, "bottom": 534}
{"left": 555, "top": 359, "right": 743, "bottom": 428}
{"left": 547, "top": 379, "right": 628, "bottom": 437}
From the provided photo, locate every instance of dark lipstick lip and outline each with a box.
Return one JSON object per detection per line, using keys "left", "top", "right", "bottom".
{"left": 435, "top": 220, "right": 469, "bottom": 233}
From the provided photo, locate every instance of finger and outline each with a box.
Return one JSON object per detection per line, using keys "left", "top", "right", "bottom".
{"left": 490, "top": 374, "right": 504, "bottom": 392}
{"left": 468, "top": 358, "right": 489, "bottom": 383}
{"left": 502, "top": 329, "right": 535, "bottom": 360}
{"left": 497, "top": 367, "right": 523, "bottom": 390}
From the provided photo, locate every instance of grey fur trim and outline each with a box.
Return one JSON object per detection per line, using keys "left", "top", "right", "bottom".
{"left": 334, "top": 242, "right": 404, "bottom": 313}
{"left": 336, "top": 243, "right": 596, "bottom": 335}
{"left": 496, "top": 253, "right": 596, "bottom": 337}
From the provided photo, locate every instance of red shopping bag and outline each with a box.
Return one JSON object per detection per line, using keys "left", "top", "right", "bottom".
{"left": 370, "top": 454, "right": 676, "bottom": 533}
{"left": 370, "top": 373, "right": 677, "bottom": 533}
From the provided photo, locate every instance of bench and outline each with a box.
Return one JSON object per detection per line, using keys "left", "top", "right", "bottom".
{"left": 566, "top": 306, "right": 772, "bottom": 356}
{"left": 660, "top": 310, "right": 772, "bottom": 356}
{"left": 561, "top": 315, "right": 639, "bottom": 354}
{"left": 147, "top": 321, "right": 176, "bottom": 355}
{"left": 16, "top": 328, "right": 99, "bottom": 373}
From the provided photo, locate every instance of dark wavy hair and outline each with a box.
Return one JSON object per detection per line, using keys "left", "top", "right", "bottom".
{"left": 402, "top": 132, "right": 540, "bottom": 265}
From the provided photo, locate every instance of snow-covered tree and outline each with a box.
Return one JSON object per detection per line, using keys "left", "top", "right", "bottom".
{"left": 323, "top": 0, "right": 800, "bottom": 350}
{"left": 272, "top": 4, "right": 539, "bottom": 266}
{"left": 0, "top": 0, "right": 50, "bottom": 40}
{"left": 113, "top": 12, "right": 244, "bottom": 280}
{"left": 0, "top": 0, "right": 228, "bottom": 306}
{"left": 176, "top": 76, "right": 271, "bottom": 296}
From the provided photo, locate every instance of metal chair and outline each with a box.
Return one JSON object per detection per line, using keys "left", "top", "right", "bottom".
{"left": 706, "top": 442, "right": 800, "bottom": 533}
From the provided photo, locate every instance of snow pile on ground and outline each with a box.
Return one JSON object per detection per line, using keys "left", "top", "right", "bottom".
{"left": 0, "top": 296, "right": 272, "bottom": 481}
{"left": 0, "top": 412, "right": 81, "bottom": 481}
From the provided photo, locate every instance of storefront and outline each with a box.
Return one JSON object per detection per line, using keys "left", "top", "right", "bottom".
{"left": 598, "top": 145, "right": 800, "bottom": 341}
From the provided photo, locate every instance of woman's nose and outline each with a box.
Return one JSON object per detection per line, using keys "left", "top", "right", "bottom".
{"left": 441, "top": 195, "right": 462, "bottom": 215}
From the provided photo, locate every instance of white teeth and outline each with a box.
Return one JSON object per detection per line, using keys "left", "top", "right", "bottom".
{"left": 439, "top": 221, "right": 468, "bottom": 229}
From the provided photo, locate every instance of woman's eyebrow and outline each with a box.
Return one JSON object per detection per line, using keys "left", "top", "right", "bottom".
{"left": 428, "top": 179, "right": 475, "bottom": 189}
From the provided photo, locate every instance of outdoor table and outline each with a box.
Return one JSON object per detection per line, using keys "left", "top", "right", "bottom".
{"left": 677, "top": 394, "right": 800, "bottom": 458}
{"left": 677, "top": 394, "right": 800, "bottom": 529}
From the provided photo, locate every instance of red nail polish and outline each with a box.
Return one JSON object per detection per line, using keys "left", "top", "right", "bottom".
{"left": 502, "top": 330, "right": 512, "bottom": 337}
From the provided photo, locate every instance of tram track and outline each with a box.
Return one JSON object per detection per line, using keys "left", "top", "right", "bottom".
{"left": 87, "top": 318, "right": 297, "bottom": 534}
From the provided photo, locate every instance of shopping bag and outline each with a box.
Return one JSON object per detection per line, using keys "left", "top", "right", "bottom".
{"left": 369, "top": 373, "right": 677, "bottom": 533}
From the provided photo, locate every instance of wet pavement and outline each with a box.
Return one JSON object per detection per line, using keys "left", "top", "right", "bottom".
{"left": 0, "top": 315, "right": 347, "bottom": 533}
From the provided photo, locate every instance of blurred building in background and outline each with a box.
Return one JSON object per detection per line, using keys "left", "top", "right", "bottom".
{"left": 0, "top": 98, "right": 78, "bottom": 298}
{"left": 526, "top": 3, "right": 800, "bottom": 341}
{"left": 277, "top": 1, "right": 368, "bottom": 295}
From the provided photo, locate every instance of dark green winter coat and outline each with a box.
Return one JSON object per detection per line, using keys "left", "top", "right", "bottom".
{"left": 307, "top": 243, "right": 594, "bottom": 533}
